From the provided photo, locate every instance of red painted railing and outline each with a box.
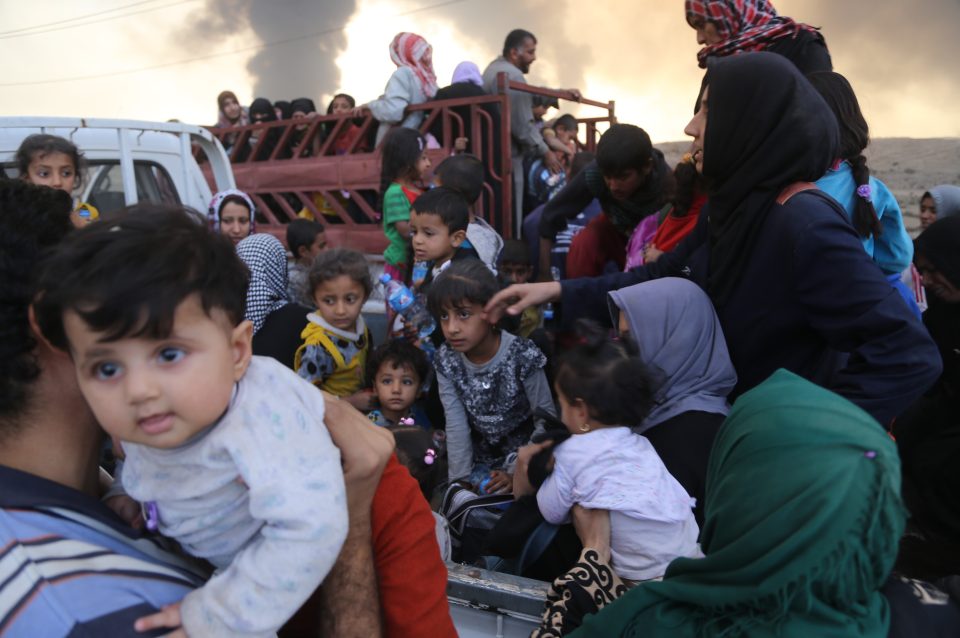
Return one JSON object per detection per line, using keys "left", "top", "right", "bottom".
{"left": 201, "top": 74, "right": 615, "bottom": 252}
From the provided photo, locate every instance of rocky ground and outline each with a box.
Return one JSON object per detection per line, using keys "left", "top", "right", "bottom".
{"left": 656, "top": 138, "right": 960, "bottom": 235}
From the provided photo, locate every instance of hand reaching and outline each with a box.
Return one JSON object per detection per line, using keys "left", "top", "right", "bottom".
{"left": 135, "top": 602, "right": 186, "bottom": 637}
{"left": 484, "top": 282, "right": 562, "bottom": 324}
{"left": 484, "top": 470, "right": 513, "bottom": 494}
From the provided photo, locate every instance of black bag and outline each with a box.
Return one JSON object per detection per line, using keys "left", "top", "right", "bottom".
{"left": 440, "top": 482, "right": 513, "bottom": 563}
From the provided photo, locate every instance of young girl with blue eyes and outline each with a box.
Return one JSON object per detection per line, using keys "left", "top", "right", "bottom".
{"left": 427, "top": 259, "right": 555, "bottom": 493}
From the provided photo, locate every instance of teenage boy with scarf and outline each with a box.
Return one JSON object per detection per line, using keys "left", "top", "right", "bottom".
{"left": 538, "top": 124, "right": 675, "bottom": 280}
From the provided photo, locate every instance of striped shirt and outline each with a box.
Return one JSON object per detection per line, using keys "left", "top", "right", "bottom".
{"left": 0, "top": 465, "right": 207, "bottom": 637}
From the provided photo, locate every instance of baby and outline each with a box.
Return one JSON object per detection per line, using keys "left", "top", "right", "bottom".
{"left": 537, "top": 323, "right": 700, "bottom": 583}
{"left": 36, "top": 209, "right": 347, "bottom": 637}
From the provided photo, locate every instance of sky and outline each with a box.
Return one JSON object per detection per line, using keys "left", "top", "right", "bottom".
{"left": 2, "top": 0, "right": 959, "bottom": 143}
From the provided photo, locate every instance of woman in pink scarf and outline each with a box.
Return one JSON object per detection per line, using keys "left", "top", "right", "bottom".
{"left": 685, "top": 0, "right": 831, "bottom": 73}
{"left": 356, "top": 32, "right": 439, "bottom": 145}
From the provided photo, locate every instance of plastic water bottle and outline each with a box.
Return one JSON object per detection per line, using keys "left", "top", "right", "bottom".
{"left": 380, "top": 273, "right": 436, "bottom": 339}
{"left": 542, "top": 266, "right": 561, "bottom": 323}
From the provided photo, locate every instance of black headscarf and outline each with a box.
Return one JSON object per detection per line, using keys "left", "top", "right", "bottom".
{"left": 915, "top": 215, "right": 960, "bottom": 394}
{"left": 273, "top": 100, "right": 293, "bottom": 120}
{"left": 248, "top": 97, "right": 281, "bottom": 161}
{"left": 700, "top": 52, "right": 838, "bottom": 307}
{"left": 248, "top": 97, "right": 276, "bottom": 123}
{"left": 290, "top": 98, "right": 316, "bottom": 115}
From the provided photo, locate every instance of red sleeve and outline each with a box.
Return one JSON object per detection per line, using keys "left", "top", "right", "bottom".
{"left": 566, "top": 214, "right": 626, "bottom": 279}
{"left": 372, "top": 455, "right": 457, "bottom": 638}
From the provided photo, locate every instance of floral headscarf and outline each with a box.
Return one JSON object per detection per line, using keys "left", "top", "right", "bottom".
{"left": 208, "top": 188, "right": 256, "bottom": 234}
{"left": 389, "top": 32, "right": 439, "bottom": 98}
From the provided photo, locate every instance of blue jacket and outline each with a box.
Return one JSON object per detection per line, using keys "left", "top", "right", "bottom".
{"left": 816, "top": 161, "right": 913, "bottom": 275}
{"left": 562, "top": 189, "right": 941, "bottom": 426}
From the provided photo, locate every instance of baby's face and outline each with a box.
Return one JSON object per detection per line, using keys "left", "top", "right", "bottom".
{"left": 64, "top": 295, "right": 252, "bottom": 448}
{"left": 373, "top": 362, "right": 421, "bottom": 415}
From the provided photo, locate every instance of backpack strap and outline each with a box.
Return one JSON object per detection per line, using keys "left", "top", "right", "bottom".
{"left": 776, "top": 181, "right": 818, "bottom": 205}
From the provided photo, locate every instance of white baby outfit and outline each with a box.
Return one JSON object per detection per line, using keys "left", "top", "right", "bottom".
{"left": 537, "top": 427, "right": 701, "bottom": 581}
{"left": 121, "top": 355, "right": 347, "bottom": 637}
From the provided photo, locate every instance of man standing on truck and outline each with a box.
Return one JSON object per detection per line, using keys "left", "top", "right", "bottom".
{"left": 483, "top": 29, "right": 581, "bottom": 220}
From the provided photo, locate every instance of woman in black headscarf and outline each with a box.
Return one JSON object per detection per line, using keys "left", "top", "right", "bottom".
{"left": 287, "top": 97, "right": 318, "bottom": 157}
{"left": 486, "top": 52, "right": 940, "bottom": 427}
{"left": 248, "top": 97, "right": 284, "bottom": 161}
{"left": 893, "top": 215, "right": 960, "bottom": 581}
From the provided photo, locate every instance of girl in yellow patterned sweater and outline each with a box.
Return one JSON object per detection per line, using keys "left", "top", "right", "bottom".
{"left": 295, "top": 248, "right": 374, "bottom": 410}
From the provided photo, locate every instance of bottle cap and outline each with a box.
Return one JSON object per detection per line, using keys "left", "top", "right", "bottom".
{"left": 379, "top": 273, "right": 391, "bottom": 284}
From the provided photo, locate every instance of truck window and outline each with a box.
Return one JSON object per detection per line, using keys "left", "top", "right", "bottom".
{"left": 87, "top": 161, "right": 180, "bottom": 215}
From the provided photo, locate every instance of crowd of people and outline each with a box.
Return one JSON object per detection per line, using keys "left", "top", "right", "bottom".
{"left": 2, "top": 1, "right": 960, "bottom": 636}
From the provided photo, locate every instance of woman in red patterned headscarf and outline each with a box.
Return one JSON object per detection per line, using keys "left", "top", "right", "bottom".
{"left": 357, "top": 32, "right": 440, "bottom": 146}
{"left": 684, "top": 0, "right": 832, "bottom": 73}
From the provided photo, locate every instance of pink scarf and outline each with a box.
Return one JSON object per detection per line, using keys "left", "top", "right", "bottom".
{"left": 389, "top": 32, "right": 439, "bottom": 98}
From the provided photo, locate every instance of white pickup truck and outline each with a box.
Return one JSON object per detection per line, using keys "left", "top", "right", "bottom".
{"left": 0, "top": 117, "right": 235, "bottom": 214}
{"left": 0, "top": 116, "right": 549, "bottom": 636}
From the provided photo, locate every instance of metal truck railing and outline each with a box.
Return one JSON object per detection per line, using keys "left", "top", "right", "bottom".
{"left": 200, "top": 73, "right": 615, "bottom": 251}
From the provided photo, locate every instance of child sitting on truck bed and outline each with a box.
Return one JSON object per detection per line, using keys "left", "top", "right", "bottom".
{"left": 434, "top": 153, "right": 504, "bottom": 274}
{"left": 35, "top": 209, "right": 348, "bottom": 637}
{"left": 294, "top": 247, "right": 374, "bottom": 411}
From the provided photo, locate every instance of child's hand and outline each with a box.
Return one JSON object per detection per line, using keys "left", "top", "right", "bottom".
{"left": 454, "top": 137, "right": 468, "bottom": 152}
{"left": 344, "top": 390, "right": 377, "bottom": 412}
{"left": 401, "top": 321, "right": 421, "bottom": 344}
{"left": 643, "top": 244, "right": 664, "bottom": 263}
{"left": 485, "top": 470, "right": 513, "bottom": 494}
{"left": 134, "top": 602, "right": 185, "bottom": 636}
{"left": 512, "top": 441, "right": 551, "bottom": 497}
{"left": 105, "top": 494, "right": 144, "bottom": 529}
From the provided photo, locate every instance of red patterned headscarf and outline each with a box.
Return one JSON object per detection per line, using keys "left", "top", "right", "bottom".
{"left": 389, "top": 32, "right": 439, "bottom": 98}
{"left": 685, "top": 0, "right": 820, "bottom": 68}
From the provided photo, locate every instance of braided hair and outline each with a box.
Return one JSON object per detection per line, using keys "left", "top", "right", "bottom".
{"left": 807, "top": 71, "right": 882, "bottom": 239}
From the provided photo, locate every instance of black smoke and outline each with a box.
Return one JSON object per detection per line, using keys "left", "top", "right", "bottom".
{"left": 182, "top": 0, "right": 357, "bottom": 104}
